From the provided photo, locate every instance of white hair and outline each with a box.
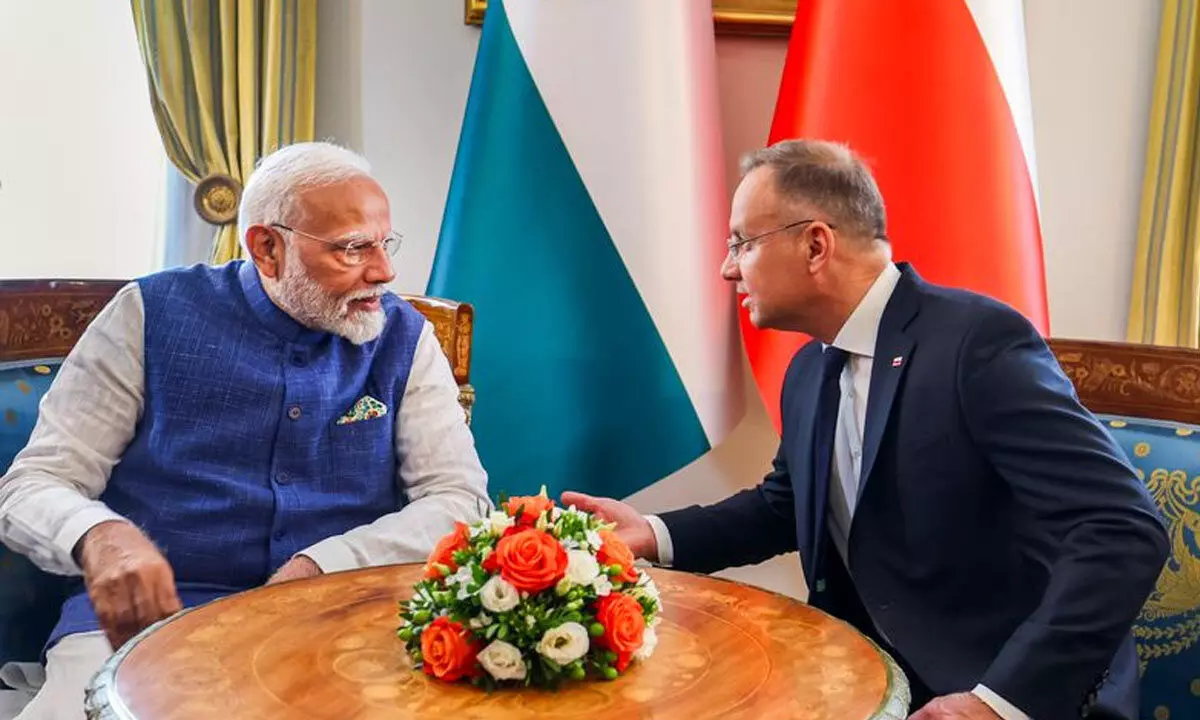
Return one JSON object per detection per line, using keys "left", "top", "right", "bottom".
{"left": 237, "top": 141, "right": 373, "bottom": 241}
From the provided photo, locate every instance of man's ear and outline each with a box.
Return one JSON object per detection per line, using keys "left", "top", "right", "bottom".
{"left": 807, "top": 223, "right": 835, "bottom": 268}
{"left": 245, "top": 225, "right": 282, "bottom": 280}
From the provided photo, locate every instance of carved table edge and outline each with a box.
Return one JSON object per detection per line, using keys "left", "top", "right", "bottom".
{"left": 84, "top": 608, "right": 205, "bottom": 720}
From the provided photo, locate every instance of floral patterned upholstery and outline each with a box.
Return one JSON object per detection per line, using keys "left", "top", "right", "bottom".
{"left": 0, "top": 360, "right": 72, "bottom": 666}
{"left": 1098, "top": 415, "right": 1200, "bottom": 720}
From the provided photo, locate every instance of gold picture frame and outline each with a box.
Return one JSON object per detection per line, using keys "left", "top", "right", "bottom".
{"left": 464, "top": 0, "right": 795, "bottom": 37}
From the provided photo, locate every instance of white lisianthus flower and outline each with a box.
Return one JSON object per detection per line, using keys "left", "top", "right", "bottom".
{"left": 634, "top": 627, "right": 658, "bottom": 661}
{"left": 536, "top": 622, "right": 590, "bottom": 665}
{"left": 468, "top": 613, "right": 493, "bottom": 630}
{"left": 478, "top": 640, "right": 528, "bottom": 681}
{"left": 585, "top": 529, "right": 604, "bottom": 551}
{"left": 633, "top": 577, "right": 661, "bottom": 605}
{"left": 488, "top": 511, "right": 515, "bottom": 535}
{"left": 550, "top": 506, "right": 564, "bottom": 521}
{"left": 446, "top": 565, "right": 474, "bottom": 587}
{"left": 592, "top": 575, "right": 613, "bottom": 597}
{"left": 480, "top": 576, "right": 520, "bottom": 613}
{"left": 564, "top": 549, "right": 600, "bottom": 586}
{"left": 560, "top": 537, "right": 582, "bottom": 551}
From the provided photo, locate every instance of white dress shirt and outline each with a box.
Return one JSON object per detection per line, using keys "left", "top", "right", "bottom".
{"left": 0, "top": 283, "right": 492, "bottom": 578}
{"left": 649, "top": 263, "right": 1028, "bottom": 720}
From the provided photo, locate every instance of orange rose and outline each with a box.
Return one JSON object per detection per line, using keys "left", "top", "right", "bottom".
{"left": 482, "top": 527, "right": 567, "bottom": 593}
{"left": 594, "top": 592, "right": 646, "bottom": 672}
{"left": 503, "top": 494, "right": 555, "bottom": 527}
{"left": 420, "top": 616, "right": 481, "bottom": 682}
{"left": 424, "top": 522, "right": 470, "bottom": 579}
{"left": 596, "top": 530, "right": 639, "bottom": 584}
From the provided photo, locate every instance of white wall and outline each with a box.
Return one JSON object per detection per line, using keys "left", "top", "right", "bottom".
{"left": 314, "top": 0, "right": 1162, "bottom": 598}
{"left": 0, "top": 2, "right": 165, "bottom": 279}
{"left": 1025, "top": 0, "right": 1161, "bottom": 341}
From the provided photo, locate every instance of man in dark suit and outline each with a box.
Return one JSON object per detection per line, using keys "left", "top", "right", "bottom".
{"left": 564, "top": 139, "right": 1168, "bottom": 720}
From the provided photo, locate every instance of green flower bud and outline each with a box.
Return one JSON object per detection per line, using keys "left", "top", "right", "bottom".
{"left": 602, "top": 666, "right": 619, "bottom": 680}
{"left": 588, "top": 622, "right": 605, "bottom": 637}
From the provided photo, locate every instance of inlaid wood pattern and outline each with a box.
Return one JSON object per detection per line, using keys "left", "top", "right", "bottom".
{"left": 86, "top": 565, "right": 909, "bottom": 720}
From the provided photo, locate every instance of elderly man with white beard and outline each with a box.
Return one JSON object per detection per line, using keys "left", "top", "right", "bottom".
{"left": 0, "top": 142, "right": 491, "bottom": 720}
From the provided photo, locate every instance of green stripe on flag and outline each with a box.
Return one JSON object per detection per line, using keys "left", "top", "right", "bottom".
{"left": 429, "top": 0, "right": 708, "bottom": 501}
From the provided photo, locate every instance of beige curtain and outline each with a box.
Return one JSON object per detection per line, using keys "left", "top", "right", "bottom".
{"left": 131, "top": 0, "right": 316, "bottom": 264}
{"left": 1128, "top": 0, "right": 1200, "bottom": 346}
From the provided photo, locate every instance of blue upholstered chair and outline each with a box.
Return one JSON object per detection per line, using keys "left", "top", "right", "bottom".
{"left": 0, "top": 280, "right": 124, "bottom": 669}
{"left": 0, "top": 279, "right": 476, "bottom": 671}
{"left": 1052, "top": 339, "right": 1200, "bottom": 720}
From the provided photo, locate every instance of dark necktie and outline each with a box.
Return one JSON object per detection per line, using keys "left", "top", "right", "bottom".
{"left": 811, "top": 346, "right": 849, "bottom": 581}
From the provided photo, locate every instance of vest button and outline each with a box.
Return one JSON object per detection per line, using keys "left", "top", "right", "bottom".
{"left": 290, "top": 353, "right": 307, "bottom": 367}
{"left": 276, "top": 472, "right": 290, "bottom": 484}
{"left": 288, "top": 406, "right": 302, "bottom": 420}
{"left": 273, "top": 530, "right": 286, "bottom": 541}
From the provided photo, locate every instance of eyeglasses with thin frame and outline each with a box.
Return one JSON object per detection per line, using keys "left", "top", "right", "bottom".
{"left": 726, "top": 219, "right": 834, "bottom": 260}
{"left": 270, "top": 223, "right": 402, "bottom": 266}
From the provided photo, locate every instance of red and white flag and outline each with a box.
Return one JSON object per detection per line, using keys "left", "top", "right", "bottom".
{"left": 745, "top": 0, "right": 1050, "bottom": 429}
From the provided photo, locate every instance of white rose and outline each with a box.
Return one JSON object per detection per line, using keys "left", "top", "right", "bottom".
{"left": 536, "top": 622, "right": 590, "bottom": 665}
{"left": 478, "top": 640, "right": 528, "bottom": 681}
{"left": 592, "top": 575, "right": 613, "bottom": 597}
{"left": 634, "top": 627, "right": 658, "bottom": 661}
{"left": 585, "top": 529, "right": 604, "bottom": 551}
{"left": 488, "top": 511, "right": 515, "bottom": 535}
{"left": 564, "top": 550, "right": 600, "bottom": 586}
{"left": 480, "top": 576, "right": 520, "bottom": 613}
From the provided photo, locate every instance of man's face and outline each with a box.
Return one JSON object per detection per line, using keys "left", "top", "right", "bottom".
{"left": 267, "top": 176, "right": 397, "bottom": 344}
{"left": 722, "top": 167, "right": 816, "bottom": 331}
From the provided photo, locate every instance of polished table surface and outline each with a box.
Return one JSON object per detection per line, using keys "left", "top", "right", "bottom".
{"left": 85, "top": 564, "right": 909, "bottom": 719}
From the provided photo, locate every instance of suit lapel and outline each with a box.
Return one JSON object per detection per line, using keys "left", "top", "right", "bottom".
{"left": 857, "top": 265, "right": 921, "bottom": 501}
{"left": 787, "top": 352, "right": 823, "bottom": 582}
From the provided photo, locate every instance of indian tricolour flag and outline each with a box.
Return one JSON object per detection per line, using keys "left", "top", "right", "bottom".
{"left": 428, "top": 0, "right": 744, "bottom": 499}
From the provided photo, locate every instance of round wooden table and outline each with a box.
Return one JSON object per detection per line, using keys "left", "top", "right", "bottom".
{"left": 85, "top": 564, "right": 910, "bottom": 719}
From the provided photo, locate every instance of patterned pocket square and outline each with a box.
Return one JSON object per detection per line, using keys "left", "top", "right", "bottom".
{"left": 337, "top": 395, "right": 389, "bottom": 425}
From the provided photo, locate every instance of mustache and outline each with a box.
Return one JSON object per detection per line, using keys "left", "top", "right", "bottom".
{"left": 344, "top": 286, "right": 387, "bottom": 302}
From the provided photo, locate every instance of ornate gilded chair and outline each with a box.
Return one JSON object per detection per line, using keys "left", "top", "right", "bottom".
{"left": 1050, "top": 339, "right": 1200, "bottom": 720}
{"left": 0, "top": 279, "right": 474, "bottom": 667}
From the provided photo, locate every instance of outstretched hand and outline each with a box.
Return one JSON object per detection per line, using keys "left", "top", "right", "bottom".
{"left": 560, "top": 491, "right": 659, "bottom": 563}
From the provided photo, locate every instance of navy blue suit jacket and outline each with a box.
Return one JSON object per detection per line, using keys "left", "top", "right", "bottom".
{"left": 660, "top": 264, "right": 1168, "bottom": 719}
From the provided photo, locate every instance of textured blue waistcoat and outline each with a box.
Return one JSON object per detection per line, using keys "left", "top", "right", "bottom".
{"left": 50, "top": 261, "right": 425, "bottom": 644}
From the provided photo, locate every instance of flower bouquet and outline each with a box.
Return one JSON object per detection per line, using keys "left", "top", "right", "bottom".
{"left": 397, "top": 489, "right": 661, "bottom": 689}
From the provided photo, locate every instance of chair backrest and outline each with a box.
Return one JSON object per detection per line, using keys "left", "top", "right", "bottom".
{"left": 0, "top": 280, "right": 475, "bottom": 418}
{"left": 1049, "top": 338, "right": 1200, "bottom": 720}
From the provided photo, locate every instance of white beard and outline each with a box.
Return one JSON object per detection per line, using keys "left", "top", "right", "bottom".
{"left": 262, "top": 251, "right": 387, "bottom": 345}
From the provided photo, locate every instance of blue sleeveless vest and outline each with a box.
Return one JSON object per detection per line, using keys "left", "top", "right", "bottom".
{"left": 50, "top": 261, "right": 424, "bottom": 643}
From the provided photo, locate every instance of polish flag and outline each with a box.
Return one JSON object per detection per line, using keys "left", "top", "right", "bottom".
{"left": 744, "top": 0, "right": 1049, "bottom": 430}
